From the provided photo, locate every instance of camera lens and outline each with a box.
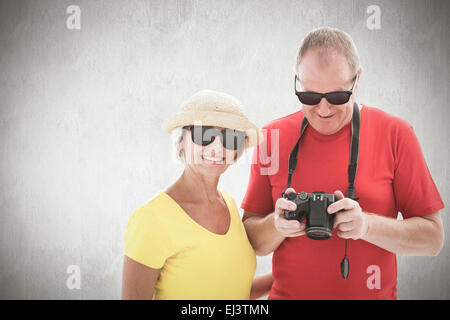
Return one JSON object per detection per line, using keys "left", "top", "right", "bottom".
{"left": 306, "top": 227, "right": 332, "bottom": 240}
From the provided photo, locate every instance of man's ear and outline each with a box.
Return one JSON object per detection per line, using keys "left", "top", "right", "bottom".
{"left": 355, "top": 67, "right": 363, "bottom": 92}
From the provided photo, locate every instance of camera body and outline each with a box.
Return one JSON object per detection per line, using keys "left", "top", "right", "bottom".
{"left": 284, "top": 191, "right": 336, "bottom": 240}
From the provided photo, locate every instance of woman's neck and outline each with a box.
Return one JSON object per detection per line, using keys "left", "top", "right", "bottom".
{"left": 172, "top": 167, "right": 221, "bottom": 204}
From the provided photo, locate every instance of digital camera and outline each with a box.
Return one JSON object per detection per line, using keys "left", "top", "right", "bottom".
{"left": 283, "top": 191, "right": 336, "bottom": 240}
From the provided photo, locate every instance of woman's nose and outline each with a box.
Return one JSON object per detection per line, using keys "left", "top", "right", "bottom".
{"left": 204, "top": 135, "right": 224, "bottom": 156}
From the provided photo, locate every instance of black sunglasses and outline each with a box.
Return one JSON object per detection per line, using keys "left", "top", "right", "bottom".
{"left": 294, "top": 74, "right": 358, "bottom": 105}
{"left": 183, "top": 126, "right": 246, "bottom": 151}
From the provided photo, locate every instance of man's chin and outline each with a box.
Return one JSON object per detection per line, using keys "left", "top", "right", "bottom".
{"left": 311, "top": 121, "right": 340, "bottom": 135}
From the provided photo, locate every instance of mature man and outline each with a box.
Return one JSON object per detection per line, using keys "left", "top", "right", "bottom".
{"left": 241, "top": 27, "right": 445, "bottom": 299}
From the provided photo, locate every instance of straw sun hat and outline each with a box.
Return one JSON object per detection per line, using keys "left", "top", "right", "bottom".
{"left": 162, "top": 90, "right": 263, "bottom": 147}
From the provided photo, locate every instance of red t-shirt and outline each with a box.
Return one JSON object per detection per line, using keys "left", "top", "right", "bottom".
{"left": 241, "top": 105, "right": 444, "bottom": 300}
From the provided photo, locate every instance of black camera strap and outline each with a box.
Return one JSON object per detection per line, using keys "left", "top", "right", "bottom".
{"left": 282, "top": 102, "right": 361, "bottom": 279}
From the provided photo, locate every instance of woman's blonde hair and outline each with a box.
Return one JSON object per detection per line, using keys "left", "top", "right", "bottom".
{"left": 171, "top": 127, "right": 186, "bottom": 163}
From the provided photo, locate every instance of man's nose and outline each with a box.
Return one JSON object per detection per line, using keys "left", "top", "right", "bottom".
{"left": 316, "top": 98, "right": 332, "bottom": 117}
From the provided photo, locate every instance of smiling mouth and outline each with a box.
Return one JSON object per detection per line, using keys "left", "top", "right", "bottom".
{"left": 201, "top": 155, "right": 225, "bottom": 163}
{"left": 318, "top": 114, "right": 334, "bottom": 119}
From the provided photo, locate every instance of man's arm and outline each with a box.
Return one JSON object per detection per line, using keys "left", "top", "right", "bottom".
{"left": 243, "top": 211, "right": 285, "bottom": 256}
{"left": 361, "top": 211, "right": 444, "bottom": 256}
{"left": 329, "top": 190, "right": 444, "bottom": 256}
{"left": 243, "top": 188, "right": 305, "bottom": 256}
{"left": 249, "top": 273, "right": 274, "bottom": 300}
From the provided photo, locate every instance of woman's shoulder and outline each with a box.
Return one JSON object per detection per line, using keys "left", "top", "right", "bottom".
{"left": 127, "top": 192, "right": 176, "bottom": 227}
{"left": 124, "top": 192, "right": 178, "bottom": 267}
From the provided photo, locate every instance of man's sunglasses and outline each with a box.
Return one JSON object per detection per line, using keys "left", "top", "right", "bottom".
{"left": 183, "top": 126, "right": 246, "bottom": 151}
{"left": 294, "top": 74, "right": 358, "bottom": 105}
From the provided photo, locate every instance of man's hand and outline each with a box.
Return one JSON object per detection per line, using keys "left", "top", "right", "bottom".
{"left": 327, "top": 190, "right": 369, "bottom": 240}
{"left": 274, "top": 188, "right": 306, "bottom": 237}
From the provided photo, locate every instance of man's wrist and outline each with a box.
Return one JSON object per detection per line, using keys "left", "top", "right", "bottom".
{"left": 361, "top": 212, "right": 372, "bottom": 241}
{"left": 269, "top": 211, "right": 286, "bottom": 242}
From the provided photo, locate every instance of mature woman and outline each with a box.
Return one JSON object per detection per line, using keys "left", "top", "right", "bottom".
{"left": 121, "top": 90, "right": 272, "bottom": 299}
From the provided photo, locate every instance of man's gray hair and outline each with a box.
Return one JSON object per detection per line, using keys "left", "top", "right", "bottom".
{"left": 295, "top": 26, "right": 361, "bottom": 76}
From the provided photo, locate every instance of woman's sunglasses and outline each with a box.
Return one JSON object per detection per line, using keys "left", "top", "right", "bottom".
{"left": 183, "top": 126, "right": 247, "bottom": 151}
{"left": 294, "top": 74, "right": 358, "bottom": 105}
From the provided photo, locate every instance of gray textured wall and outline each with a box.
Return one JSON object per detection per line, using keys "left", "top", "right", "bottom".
{"left": 0, "top": 0, "right": 449, "bottom": 299}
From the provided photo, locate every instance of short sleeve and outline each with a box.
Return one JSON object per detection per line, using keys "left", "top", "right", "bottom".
{"left": 241, "top": 127, "right": 275, "bottom": 215}
{"left": 392, "top": 121, "right": 445, "bottom": 218}
{"left": 124, "top": 207, "right": 171, "bottom": 269}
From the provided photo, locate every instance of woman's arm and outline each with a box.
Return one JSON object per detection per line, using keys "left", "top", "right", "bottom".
{"left": 249, "top": 273, "right": 274, "bottom": 300}
{"left": 121, "top": 255, "right": 161, "bottom": 299}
